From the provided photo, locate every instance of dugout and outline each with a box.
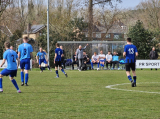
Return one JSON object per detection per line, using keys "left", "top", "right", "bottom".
{"left": 57, "top": 41, "right": 127, "bottom": 69}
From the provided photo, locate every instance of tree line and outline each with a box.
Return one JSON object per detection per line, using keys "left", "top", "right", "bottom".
{"left": 0, "top": 0, "right": 160, "bottom": 67}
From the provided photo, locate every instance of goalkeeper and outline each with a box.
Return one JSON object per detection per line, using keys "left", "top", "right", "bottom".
{"left": 36, "top": 47, "right": 51, "bottom": 72}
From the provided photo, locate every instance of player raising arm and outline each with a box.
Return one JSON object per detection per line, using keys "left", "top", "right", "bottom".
{"left": 0, "top": 41, "right": 21, "bottom": 93}
{"left": 36, "top": 47, "right": 51, "bottom": 73}
{"left": 18, "top": 36, "right": 33, "bottom": 86}
{"left": 123, "top": 38, "right": 138, "bottom": 87}
{"left": 54, "top": 43, "right": 68, "bottom": 78}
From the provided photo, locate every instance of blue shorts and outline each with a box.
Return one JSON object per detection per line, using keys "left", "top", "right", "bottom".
{"left": 20, "top": 58, "right": 30, "bottom": 70}
{"left": 39, "top": 59, "right": 47, "bottom": 65}
{"left": 100, "top": 60, "right": 105, "bottom": 62}
{"left": 0, "top": 69, "right": 17, "bottom": 77}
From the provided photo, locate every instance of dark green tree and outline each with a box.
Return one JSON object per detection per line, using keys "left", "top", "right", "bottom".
{"left": 36, "top": 29, "right": 47, "bottom": 49}
{"left": 127, "top": 20, "right": 159, "bottom": 59}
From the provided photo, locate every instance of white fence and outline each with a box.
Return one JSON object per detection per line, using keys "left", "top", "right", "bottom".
{"left": 0, "top": 60, "right": 32, "bottom": 69}
{"left": 0, "top": 59, "right": 159, "bottom": 69}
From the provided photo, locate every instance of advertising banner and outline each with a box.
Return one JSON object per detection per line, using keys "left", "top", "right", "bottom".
{"left": 136, "top": 60, "right": 160, "bottom": 68}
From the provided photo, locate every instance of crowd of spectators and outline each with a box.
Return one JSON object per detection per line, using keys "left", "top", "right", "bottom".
{"left": 71, "top": 44, "right": 122, "bottom": 71}
{"left": 90, "top": 51, "right": 121, "bottom": 70}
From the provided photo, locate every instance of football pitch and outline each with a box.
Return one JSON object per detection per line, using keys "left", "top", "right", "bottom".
{"left": 0, "top": 69, "right": 160, "bottom": 119}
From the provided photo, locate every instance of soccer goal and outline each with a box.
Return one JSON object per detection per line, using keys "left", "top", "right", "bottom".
{"left": 57, "top": 41, "right": 127, "bottom": 70}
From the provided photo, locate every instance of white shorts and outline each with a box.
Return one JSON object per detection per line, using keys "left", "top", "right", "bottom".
{"left": 100, "top": 60, "right": 105, "bottom": 62}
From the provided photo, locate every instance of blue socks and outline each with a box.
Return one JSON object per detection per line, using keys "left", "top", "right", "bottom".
{"left": 128, "top": 75, "right": 132, "bottom": 82}
{"left": 133, "top": 76, "right": 137, "bottom": 83}
{"left": 21, "top": 72, "right": 24, "bottom": 83}
{"left": 128, "top": 76, "right": 137, "bottom": 82}
{"left": 100, "top": 64, "right": 104, "bottom": 67}
{"left": 91, "top": 62, "right": 100, "bottom": 68}
{"left": 48, "top": 66, "right": 50, "bottom": 70}
{"left": 61, "top": 69, "right": 66, "bottom": 74}
{"left": 0, "top": 78, "right": 2, "bottom": 89}
{"left": 97, "top": 63, "right": 99, "bottom": 68}
{"left": 56, "top": 70, "right": 59, "bottom": 77}
{"left": 0, "top": 78, "right": 19, "bottom": 91}
{"left": 11, "top": 79, "right": 19, "bottom": 90}
{"left": 25, "top": 73, "right": 29, "bottom": 84}
{"left": 21, "top": 72, "right": 29, "bottom": 84}
{"left": 40, "top": 67, "right": 43, "bottom": 71}
{"left": 55, "top": 69, "right": 66, "bottom": 77}
{"left": 91, "top": 62, "right": 93, "bottom": 68}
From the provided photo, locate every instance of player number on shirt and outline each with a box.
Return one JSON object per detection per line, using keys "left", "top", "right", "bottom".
{"left": 24, "top": 48, "right": 27, "bottom": 55}
{"left": 128, "top": 48, "right": 134, "bottom": 54}
{"left": 11, "top": 55, "right": 15, "bottom": 62}
{"left": 58, "top": 51, "right": 60, "bottom": 55}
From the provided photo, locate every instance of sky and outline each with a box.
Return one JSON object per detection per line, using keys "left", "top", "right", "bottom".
{"left": 43, "top": 0, "right": 143, "bottom": 9}
{"left": 119, "top": 0, "right": 143, "bottom": 9}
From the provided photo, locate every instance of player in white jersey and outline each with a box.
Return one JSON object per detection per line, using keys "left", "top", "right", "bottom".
{"left": 91, "top": 52, "right": 100, "bottom": 70}
{"left": 99, "top": 50, "right": 106, "bottom": 69}
{"left": 106, "top": 51, "right": 112, "bottom": 69}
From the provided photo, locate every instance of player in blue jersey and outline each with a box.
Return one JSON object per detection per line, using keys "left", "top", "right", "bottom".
{"left": 43, "top": 49, "right": 51, "bottom": 70}
{"left": 0, "top": 42, "right": 21, "bottom": 93}
{"left": 123, "top": 38, "right": 138, "bottom": 87}
{"left": 18, "top": 37, "right": 33, "bottom": 86}
{"left": 36, "top": 47, "right": 51, "bottom": 72}
{"left": 54, "top": 43, "right": 68, "bottom": 78}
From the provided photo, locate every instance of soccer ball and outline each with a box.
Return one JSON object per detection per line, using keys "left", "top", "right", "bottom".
{"left": 97, "top": 68, "right": 100, "bottom": 71}
{"left": 41, "top": 62, "right": 46, "bottom": 67}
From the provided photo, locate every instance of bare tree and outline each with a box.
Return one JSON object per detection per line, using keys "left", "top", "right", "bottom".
{"left": 136, "top": 0, "right": 160, "bottom": 32}
{"left": 0, "top": 0, "right": 12, "bottom": 20}
{"left": 34, "top": 0, "right": 44, "bottom": 16}
{"left": 96, "top": 7, "right": 123, "bottom": 40}
{"left": 87, "top": 0, "right": 121, "bottom": 40}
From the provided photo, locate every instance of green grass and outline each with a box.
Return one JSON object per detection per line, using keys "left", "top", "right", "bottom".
{"left": 0, "top": 69, "right": 160, "bottom": 119}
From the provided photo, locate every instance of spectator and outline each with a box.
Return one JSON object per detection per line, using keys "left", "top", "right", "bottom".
{"left": 83, "top": 51, "right": 90, "bottom": 64}
{"left": 60, "top": 46, "right": 66, "bottom": 69}
{"left": 76, "top": 44, "right": 88, "bottom": 71}
{"left": 72, "top": 52, "right": 79, "bottom": 70}
{"left": 16, "top": 49, "right": 18, "bottom": 54}
{"left": 91, "top": 52, "right": 100, "bottom": 70}
{"left": 99, "top": 50, "right": 105, "bottom": 70}
{"left": 112, "top": 51, "right": 120, "bottom": 70}
{"left": 106, "top": 51, "right": 112, "bottom": 69}
{"left": 149, "top": 47, "right": 158, "bottom": 70}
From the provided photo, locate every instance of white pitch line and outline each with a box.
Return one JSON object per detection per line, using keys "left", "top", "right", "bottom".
{"left": 106, "top": 82, "right": 160, "bottom": 94}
